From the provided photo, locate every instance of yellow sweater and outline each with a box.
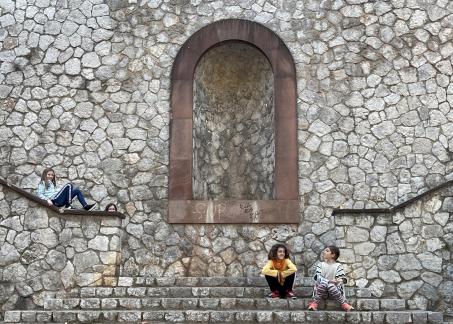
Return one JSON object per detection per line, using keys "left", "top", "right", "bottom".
{"left": 261, "top": 259, "right": 297, "bottom": 278}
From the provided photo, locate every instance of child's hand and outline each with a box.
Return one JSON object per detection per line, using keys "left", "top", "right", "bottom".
{"left": 47, "top": 199, "right": 53, "bottom": 206}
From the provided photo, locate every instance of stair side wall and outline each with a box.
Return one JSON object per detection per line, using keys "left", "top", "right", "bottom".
{"left": 0, "top": 185, "right": 122, "bottom": 311}
{"left": 334, "top": 188, "right": 452, "bottom": 316}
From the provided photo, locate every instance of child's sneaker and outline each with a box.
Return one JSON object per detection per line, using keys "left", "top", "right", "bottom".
{"left": 308, "top": 300, "right": 318, "bottom": 310}
{"left": 84, "top": 203, "right": 96, "bottom": 211}
{"left": 270, "top": 291, "right": 280, "bottom": 298}
{"left": 341, "top": 303, "right": 354, "bottom": 311}
{"left": 286, "top": 290, "right": 297, "bottom": 299}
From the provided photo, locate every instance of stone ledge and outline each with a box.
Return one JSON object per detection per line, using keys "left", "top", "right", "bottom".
{"left": 168, "top": 199, "right": 299, "bottom": 223}
{"left": 0, "top": 177, "right": 125, "bottom": 219}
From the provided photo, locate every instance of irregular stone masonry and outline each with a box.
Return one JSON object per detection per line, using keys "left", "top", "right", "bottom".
{"left": 0, "top": 186, "right": 122, "bottom": 313}
{"left": 0, "top": 0, "right": 452, "bottom": 320}
{"left": 193, "top": 42, "right": 275, "bottom": 200}
{"left": 2, "top": 309, "right": 444, "bottom": 323}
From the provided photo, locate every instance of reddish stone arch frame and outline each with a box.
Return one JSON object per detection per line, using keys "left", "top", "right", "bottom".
{"left": 169, "top": 19, "right": 298, "bottom": 223}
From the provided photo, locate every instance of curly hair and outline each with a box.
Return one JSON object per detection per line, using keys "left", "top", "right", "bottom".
{"left": 268, "top": 243, "right": 290, "bottom": 260}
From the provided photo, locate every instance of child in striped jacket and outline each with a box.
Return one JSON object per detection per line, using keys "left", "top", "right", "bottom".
{"left": 308, "top": 246, "right": 354, "bottom": 311}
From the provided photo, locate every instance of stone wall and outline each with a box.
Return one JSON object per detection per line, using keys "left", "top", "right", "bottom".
{"left": 0, "top": 0, "right": 452, "bottom": 316}
{"left": 335, "top": 188, "right": 453, "bottom": 315}
{"left": 0, "top": 185, "right": 122, "bottom": 311}
{"left": 193, "top": 42, "right": 274, "bottom": 200}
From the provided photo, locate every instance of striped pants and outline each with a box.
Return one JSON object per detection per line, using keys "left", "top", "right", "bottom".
{"left": 313, "top": 282, "right": 345, "bottom": 304}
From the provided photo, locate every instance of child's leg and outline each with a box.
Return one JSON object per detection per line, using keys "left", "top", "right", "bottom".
{"left": 265, "top": 275, "right": 280, "bottom": 292}
{"left": 314, "top": 281, "right": 329, "bottom": 301}
{"left": 283, "top": 273, "right": 295, "bottom": 291}
{"left": 71, "top": 185, "right": 88, "bottom": 207}
{"left": 327, "top": 283, "right": 346, "bottom": 304}
{"left": 51, "top": 183, "right": 72, "bottom": 207}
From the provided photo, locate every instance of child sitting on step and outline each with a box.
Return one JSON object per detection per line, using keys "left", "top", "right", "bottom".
{"left": 308, "top": 245, "right": 354, "bottom": 311}
{"left": 37, "top": 167, "right": 96, "bottom": 210}
{"left": 261, "top": 243, "right": 297, "bottom": 299}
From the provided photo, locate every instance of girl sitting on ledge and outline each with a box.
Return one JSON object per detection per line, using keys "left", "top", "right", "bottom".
{"left": 37, "top": 167, "right": 96, "bottom": 211}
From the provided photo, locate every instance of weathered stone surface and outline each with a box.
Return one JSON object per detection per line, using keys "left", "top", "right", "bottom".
{"left": 0, "top": 1, "right": 452, "bottom": 316}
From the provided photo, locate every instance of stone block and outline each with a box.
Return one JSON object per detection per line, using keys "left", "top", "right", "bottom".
{"left": 356, "top": 299, "right": 379, "bottom": 310}
{"left": 117, "top": 277, "right": 133, "bottom": 286}
{"left": 21, "top": 311, "right": 36, "bottom": 322}
{"left": 427, "top": 312, "right": 443, "bottom": 323}
{"left": 385, "top": 312, "right": 412, "bottom": 324}
{"left": 80, "top": 298, "right": 100, "bottom": 309}
{"left": 381, "top": 299, "right": 405, "bottom": 310}
{"left": 118, "top": 298, "right": 141, "bottom": 309}
{"left": 327, "top": 311, "right": 346, "bottom": 322}
{"left": 101, "top": 298, "right": 118, "bottom": 309}
{"left": 141, "top": 298, "right": 161, "bottom": 309}
{"left": 346, "top": 312, "right": 362, "bottom": 322}
{"left": 306, "top": 311, "right": 327, "bottom": 322}
{"left": 53, "top": 311, "right": 77, "bottom": 322}
{"left": 156, "top": 276, "right": 176, "bottom": 286}
{"left": 77, "top": 311, "right": 101, "bottom": 322}
{"left": 220, "top": 297, "right": 236, "bottom": 309}
{"left": 257, "top": 311, "right": 273, "bottom": 322}
{"left": 236, "top": 311, "right": 256, "bottom": 322}
{"left": 274, "top": 311, "right": 291, "bottom": 322}
{"left": 290, "top": 311, "right": 305, "bottom": 322}
{"left": 356, "top": 288, "right": 372, "bottom": 298}
{"left": 96, "top": 287, "right": 113, "bottom": 297}
{"left": 186, "top": 310, "right": 210, "bottom": 322}
{"left": 117, "top": 311, "right": 142, "bottom": 322}
{"left": 143, "top": 311, "right": 165, "bottom": 321}
{"left": 372, "top": 312, "right": 385, "bottom": 324}
{"left": 101, "top": 311, "right": 117, "bottom": 321}
{"left": 210, "top": 311, "right": 235, "bottom": 322}
{"left": 412, "top": 312, "right": 427, "bottom": 323}
{"left": 36, "top": 311, "right": 52, "bottom": 322}
{"left": 169, "top": 287, "right": 191, "bottom": 297}
{"left": 127, "top": 287, "right": 146, "bottom": 297}
{"left": 113, "top": 287, "right": 127, "bottom": 297}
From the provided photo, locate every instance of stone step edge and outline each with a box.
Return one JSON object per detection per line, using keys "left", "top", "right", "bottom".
{"left": 102, "top": 276, "right": 327, "bottom": 287}
{"left": 3, "top": 309, "right": 444, "bottom": 324}
{"left": 57, "top": 287, "right": 373, "bottom": 300}
{"left": 44, "top": 297, "right": 407, "bottom": 311}
{"left": 63, "top": 286, "right": 372, "bottom": 297}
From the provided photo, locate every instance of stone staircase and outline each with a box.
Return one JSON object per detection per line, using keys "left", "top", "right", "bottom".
{"left": 2, "top": 277, "right": 444, "bottom": 323}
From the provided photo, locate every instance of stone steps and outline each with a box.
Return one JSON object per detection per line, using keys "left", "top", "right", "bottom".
{"left": 3, "top": 309, "right": 444, "bottom": 323}
{"left": 102, "top": 276, "right": 317, "bottom": 287}
{"left": 58, "top": 286, "right": 372, "bottom": 298}
{"left": 44, "top": 297, "right": 406, "bottom": 311}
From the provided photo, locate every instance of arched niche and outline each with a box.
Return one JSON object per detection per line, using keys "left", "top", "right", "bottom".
{"left": 169, "top": 19, "right": 298, "bottom": 223}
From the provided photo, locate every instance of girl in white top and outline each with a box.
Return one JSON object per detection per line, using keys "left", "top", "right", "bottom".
{"left": 37, "top": 168, "right": 96, "bottom": 210}
{"left": 308, "top": 246, "right": 354, "bottom": 311}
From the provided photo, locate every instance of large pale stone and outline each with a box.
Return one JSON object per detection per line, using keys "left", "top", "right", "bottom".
{"left": 61, "top": 261, "right": 75, "bottom": 289}
{"left": 73, "top": 251, "right": 100, "bottom": 272}
{"left": 0, "top": 242, "right": 20, "bottom": 266}
{"left": 397, "top": 280, "right": 423, "bottom": 298}
{"left": 417, "top": 252, "right": 442, "bottom": 273}
{"left": 24, "top": 209, "right": 48, "bottom": 230}
{"left": 31, "top": 228, "right": 58, "bottom": 248}
{"left": 88, "top": 236, "right": 109, "bottom": 251}
{"left": 346, "top": 226, "right": 369, "bottom": 242}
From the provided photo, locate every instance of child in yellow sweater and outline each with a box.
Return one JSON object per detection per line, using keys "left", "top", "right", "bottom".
{"left": 261, "top": 243, "right": 297, "bottom": 299}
